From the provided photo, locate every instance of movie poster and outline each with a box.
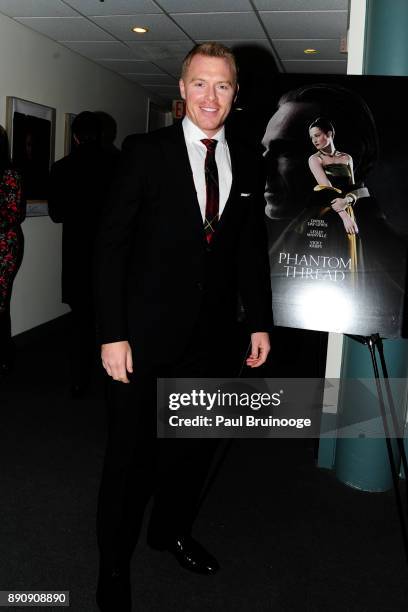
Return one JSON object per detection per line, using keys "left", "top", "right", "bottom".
{"left": 262, "top": 75, "right": 408, "bottom": 338}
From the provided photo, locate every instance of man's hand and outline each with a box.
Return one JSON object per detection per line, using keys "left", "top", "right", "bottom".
{"left": 330, "top": 197, "right": 347, "bottom": 212}
{"left": 246, "top": 332, "right": 270, "bottom": 368}
{"left": 101, "top": 340, "right": 133, "bottom": 383}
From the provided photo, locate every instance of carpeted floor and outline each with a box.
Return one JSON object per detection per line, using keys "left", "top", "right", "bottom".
{"left": 0, "top": 316, "right": 407, "bottom": 612}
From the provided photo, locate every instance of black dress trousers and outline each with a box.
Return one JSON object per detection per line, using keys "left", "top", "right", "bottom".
{"left": 96, "top": 314, "right": 238, "bottom": 567}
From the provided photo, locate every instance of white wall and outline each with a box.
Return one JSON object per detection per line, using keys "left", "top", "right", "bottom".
{"left": 347, "top": 0, "right": 367, "bottom": 75}
{"left": 0, "top": 12, "right": 154, "bottom": 334}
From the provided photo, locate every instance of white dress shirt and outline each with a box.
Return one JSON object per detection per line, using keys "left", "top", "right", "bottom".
{"left": 182, "top": 115, "right": 232, "bottom": 221}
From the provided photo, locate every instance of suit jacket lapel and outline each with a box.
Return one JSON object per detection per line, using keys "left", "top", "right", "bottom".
{"left": 163, "top": 123, "right": 207, "bottom": 245}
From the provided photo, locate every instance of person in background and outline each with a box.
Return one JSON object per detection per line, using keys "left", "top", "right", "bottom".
{"left": 94, "top": 111, "right": 120, "bottom": 160}
{"left": 0, "top": 125, "right": 25, "bottom": 375}
{"left": 120, "top": 132, "right": 147, "bottom": 155}
{"left": 48, "top": 111, "right": 116, "bottom": 397}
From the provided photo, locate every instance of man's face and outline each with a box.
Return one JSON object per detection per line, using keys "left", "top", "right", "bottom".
{"left": 179, "top": 54, "right": 236, "bottom": 137}
{"left": 262, "top": 101, "right": 319, "bottom": 219}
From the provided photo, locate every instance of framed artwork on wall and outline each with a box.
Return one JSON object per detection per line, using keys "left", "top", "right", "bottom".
{"left": 6, "top": 96, "right": 56, "bottom": 217}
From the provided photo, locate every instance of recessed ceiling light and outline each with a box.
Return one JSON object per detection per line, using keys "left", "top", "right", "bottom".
{"left": 304, "top": 48, "right": 318, "bottom": 54}
{"left": 132, "top": 26, "right": 149, "bottom": 34}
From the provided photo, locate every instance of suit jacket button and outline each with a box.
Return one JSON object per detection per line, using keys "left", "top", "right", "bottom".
{"left": 197, "top": 282, "right": 203, "bottom": 291}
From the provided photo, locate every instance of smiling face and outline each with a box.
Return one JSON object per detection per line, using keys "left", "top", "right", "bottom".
{"left": 179, "top": 53, "right": 237, "bottom": 137}
{"left": 309, "top": 126, "right": 332, "bottom": 151}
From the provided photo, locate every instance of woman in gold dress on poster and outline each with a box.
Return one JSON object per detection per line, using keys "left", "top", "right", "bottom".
{"left": 271, "top": 116, "right": 365, "bottom": 280}
{"left": 267, "top": 115, "right": 370, "bottom": 332}
{"left": 307, "top": 117, "right": 361, "bottom": 274}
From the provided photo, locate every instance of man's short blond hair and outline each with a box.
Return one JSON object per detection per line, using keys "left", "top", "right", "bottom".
{"left": 180, "top": 42, "right": 238, "bottom": 86}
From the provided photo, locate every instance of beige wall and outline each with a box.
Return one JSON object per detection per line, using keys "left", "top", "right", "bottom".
{"left": 0, "top": 12, "right": 153, "bottom": 334}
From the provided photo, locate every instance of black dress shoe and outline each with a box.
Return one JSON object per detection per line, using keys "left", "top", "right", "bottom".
{"left": 96, "top": 564, "right": 131, "bottom": 612}
{"left": 148, "top": 535, "right": 220, "bottom": 575}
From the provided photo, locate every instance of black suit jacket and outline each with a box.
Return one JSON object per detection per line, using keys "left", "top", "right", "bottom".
{"left": 48, "top": 142, "right": 117, "bottom": 305}
{"left": 94, "top": 122, "right": 272, "bottom": 364}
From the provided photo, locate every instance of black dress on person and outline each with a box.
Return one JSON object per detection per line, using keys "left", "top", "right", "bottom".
{"left": 0, "top": 168, "right": 25, "bottom": 371}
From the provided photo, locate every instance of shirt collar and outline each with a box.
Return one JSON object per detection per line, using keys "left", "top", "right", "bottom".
{"left": 182, "top": 115, "right": 226, "bottom": 145}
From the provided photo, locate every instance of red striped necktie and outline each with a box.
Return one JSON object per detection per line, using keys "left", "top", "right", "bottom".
{"left": 201, "top": 138, "right": 219, "bottom": 243}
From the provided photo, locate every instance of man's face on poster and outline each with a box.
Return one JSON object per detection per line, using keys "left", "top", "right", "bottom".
{"left": 262, "top": 101, "right": 320, "bottom": 220}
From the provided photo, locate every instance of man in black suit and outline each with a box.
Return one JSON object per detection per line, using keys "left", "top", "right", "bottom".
{"left": 94, "top": 42, "right": 272, "bottom": 611}
{"left": 49, "top": 111, "right": 117, "bottom": 397}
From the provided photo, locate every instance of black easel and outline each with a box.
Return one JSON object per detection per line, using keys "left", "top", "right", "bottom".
{"left": 350, "top": 333, "right": 408, "bottom": 564}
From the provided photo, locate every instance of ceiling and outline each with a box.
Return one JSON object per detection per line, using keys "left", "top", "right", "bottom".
{"left": 0, "top": 0, "right": 349, "bottom": 105}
